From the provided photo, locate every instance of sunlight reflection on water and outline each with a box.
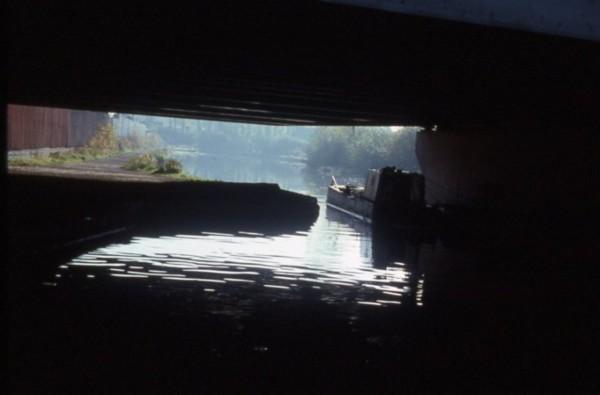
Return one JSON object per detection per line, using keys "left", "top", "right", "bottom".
{"left": 57, "top": 200, "right": 426, "bottom": 311}
{"left": 56, "top": 153, "right": 429, "bottom": 316}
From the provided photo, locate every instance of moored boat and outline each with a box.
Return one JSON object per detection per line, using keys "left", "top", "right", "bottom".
{"left": 326, "top": 167, "right": 428, "bottom": 229}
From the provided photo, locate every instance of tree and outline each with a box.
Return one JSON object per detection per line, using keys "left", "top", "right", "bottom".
{"left": 305, "top": 126, "right": 420, "bottom": 174}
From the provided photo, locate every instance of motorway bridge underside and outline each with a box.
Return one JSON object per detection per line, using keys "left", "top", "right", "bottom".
{"left": 7, "top": 1, "right": 600, "bottom": 128}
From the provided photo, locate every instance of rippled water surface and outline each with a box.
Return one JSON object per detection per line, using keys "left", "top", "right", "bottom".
{"left": 53, "top": 153, "right": 429, "bottom": 316}
{"left": 56, "top": 199, "right": 427, "bottom": 315}
{"left": 11, "top": 152, "right": 598, "bottom": 392}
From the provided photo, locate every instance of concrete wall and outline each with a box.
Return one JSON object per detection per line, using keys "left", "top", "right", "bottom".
{"left": 415, "top": 127, "right": 598, "bottom": 213}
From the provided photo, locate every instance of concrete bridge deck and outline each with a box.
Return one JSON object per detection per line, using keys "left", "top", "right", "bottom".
{"left": 7, "top": 2, "right": 600, "bottom": 127}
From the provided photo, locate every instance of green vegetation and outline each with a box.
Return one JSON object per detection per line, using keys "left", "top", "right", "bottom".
{"left": 8, "top": 146, "right": 116, "bottom": 167}
{"left": 86, "top": 123, "right": 119, "bottom": 151}
{"left": 9, "top": 116, "right": 420, "bottom": 185}
{"left": 9, "top": 123, "right": 120, "bottom": 167}
{"left": 161, "top": 158, "right": 183, "bottom": 174}
{"left": 122, "top": 153, "right": 158, "bottom": 172}
{"left": 305, "top": 126, "right": 420, "bottom": 176}
{"left": 9, "top": 123, "right": 167, "bottom": 169}
{"left": 123, "top": 152, "right": 195, "bottom": 180}
{"left": 8, "top": 119, "right": 193, "bottom": 181}
{"left": 150, "top": 118, "right": 420, "bottom": 177}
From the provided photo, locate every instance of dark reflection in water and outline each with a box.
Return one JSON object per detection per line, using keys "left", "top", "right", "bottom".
{"left": 55, "top": 198, "right": 429, "bottom": 317}
{"left": 54, "top": 152, "right": 431, "bottom": 315}
{"left": 12, "top": 152, "right": 597, "bottom": 392}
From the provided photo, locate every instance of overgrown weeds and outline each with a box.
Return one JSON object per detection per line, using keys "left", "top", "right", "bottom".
{"left": 122, "top": 153, "right": 158, "bottom": 172}
{"left": 8, "top": 147, "right": 115, "bottom": 167}
{"left": 9, "top": 123, "right": 119, "bottom": 167}
{"left": 86, "top": 123, "right": 119, "bottom": 152}
{"left": 123, "top": 152, "right": 194, "bottom": 179}
{"left": 8, "top": 122, "right": 196, "bottom": 180}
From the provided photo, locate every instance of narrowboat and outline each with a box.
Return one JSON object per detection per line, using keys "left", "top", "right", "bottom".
{"left": 326, "top": 167, "right": 427, "bottom": 228}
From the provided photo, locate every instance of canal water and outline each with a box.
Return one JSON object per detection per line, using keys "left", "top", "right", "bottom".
{"left": 53, "top": 151, "right": 428, "bottom": 313}
{"left": 10, "top": 150, "right": 598, "bottom": 393}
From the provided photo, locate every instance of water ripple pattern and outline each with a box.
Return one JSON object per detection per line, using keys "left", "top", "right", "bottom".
{"left": 58, "top": 205, "right": 418, "bottom": 309}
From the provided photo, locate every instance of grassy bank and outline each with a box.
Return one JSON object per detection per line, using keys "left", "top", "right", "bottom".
{"left": 122, "top": 152, "right": 200, "bottom": 181}
{"left": 9, "top": 123, "right": 121, "bottom": 167}
{"left": 8, "top": 123, "right": 197, "bottom": 181}
{"left": 8, "top": 147, "right": 117, "bottom": 167}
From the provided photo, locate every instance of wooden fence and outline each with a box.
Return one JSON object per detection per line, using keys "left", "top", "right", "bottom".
{"left": 8, "top": 104, "right": 109, "bottom": 150}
